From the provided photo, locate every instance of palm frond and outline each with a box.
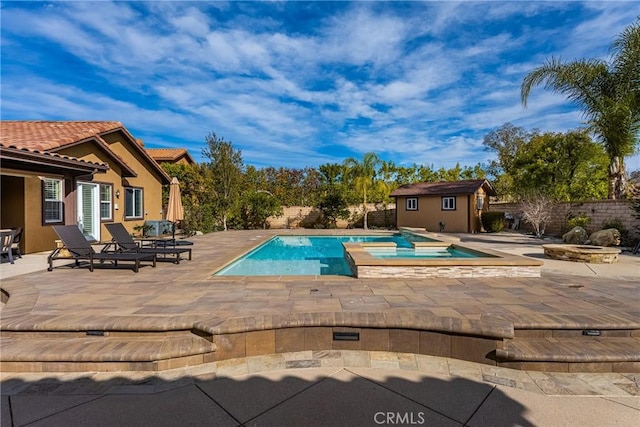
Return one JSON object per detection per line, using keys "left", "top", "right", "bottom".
{"left": 521, "top": 57, "right": 608, "bottom": 114}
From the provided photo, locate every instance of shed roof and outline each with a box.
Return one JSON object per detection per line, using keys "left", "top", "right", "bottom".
{"left": 390, "top": 179, "right": 497, "bottom": 197}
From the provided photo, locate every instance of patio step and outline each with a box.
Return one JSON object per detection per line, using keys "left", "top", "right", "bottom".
{"left": 496, "top": 336, "right": 640, "bottom": 372}
{"left": 0, "top": 332, "right": 216, "bottom": 372}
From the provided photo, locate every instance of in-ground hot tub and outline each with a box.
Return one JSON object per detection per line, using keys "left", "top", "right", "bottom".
{"left": 543, "top": 244, "right": 621, "bottom": 264}
{"left": 344, "top": 238, "right": 542, "bottom": 279}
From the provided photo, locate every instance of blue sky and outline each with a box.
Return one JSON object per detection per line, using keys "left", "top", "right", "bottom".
{"left": 1, "top": 1, "right": 639, "bottom": 171}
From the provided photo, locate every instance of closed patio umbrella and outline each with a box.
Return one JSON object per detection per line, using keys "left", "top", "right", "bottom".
{"left": 166, "top": 177, "right": 184, "bottom": 239}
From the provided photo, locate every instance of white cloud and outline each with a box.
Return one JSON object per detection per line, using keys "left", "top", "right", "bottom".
{"left": 169, "top": 7, "right": 211, "bottom": 37}
{"left": 1, "top": 1, "right": 636, "bottom": 171}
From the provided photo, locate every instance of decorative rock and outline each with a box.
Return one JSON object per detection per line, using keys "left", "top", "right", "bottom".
{"left": 587, "top": 228, "right": 621, "bottom": 247}
{"left": 562, "top": 226, "right": 588, "bottom": 244}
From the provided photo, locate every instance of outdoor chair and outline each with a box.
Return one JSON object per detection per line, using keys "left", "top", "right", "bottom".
{"left": 48, "top": 225, "right": 156, "bottom": 273}
{"left": 11, "top": 227, "right": 23, "bottom": 258}
{"left": 104, "top": 223, "right": 192, "bottom": 263}
{"left": 1, "top": 230, "right": 14, "bottom": 264}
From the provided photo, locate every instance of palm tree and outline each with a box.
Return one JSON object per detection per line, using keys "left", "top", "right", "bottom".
{"left": 343, "top": 152, "right": 381, "bottom": 229}
{"left": 521, "top": 19, "right": 640, "bottom": 199}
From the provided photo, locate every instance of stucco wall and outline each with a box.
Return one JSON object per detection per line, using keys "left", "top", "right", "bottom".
{"left": 103, "top": 133, "right": 165, "bottom": 232}
{"left": 59, "top": 132, "right": 165, "bottom": 239}
{"left": 25, "top": 176, "right": 60, "bottom": 253}
{"left": 395, "top": 195, "right": 474, "bottom": 233}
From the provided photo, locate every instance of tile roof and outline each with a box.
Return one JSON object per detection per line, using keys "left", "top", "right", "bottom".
{"left": 0, "top": 121, "right": 123, "bottom": 151}
{"left": 390, "top": 179, "right": 497, "bottom": 197}
{"left": 0, "top": 121, "right": 171, "bottom": 183}
{"left": 146, "top": 148, "right": 195, "bottom": 163}
{"left": 0, "top": 143, "right": 109, "bottom": 172}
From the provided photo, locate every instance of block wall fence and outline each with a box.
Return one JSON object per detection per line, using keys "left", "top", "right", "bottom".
{"left": 488, "top": 199, "right": 638, "bottom": 236}
{"left": 268, "top": 200, "right": 638, "bottom": 237}
{"left": 268, "top": 204, "right": 395, "bottom": 229}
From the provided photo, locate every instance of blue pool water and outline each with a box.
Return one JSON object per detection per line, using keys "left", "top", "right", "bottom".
{"left": 215, "top": 234, "right": 436, "bottom": 276}
{"left": 367, "top": 247, "right": 484, "bottom": 259}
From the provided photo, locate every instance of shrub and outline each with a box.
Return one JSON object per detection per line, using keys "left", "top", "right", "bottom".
{"left": 133, "top": 222, "right": 153, "bottom": 237}
{"left": 567, "top": 213, "right": 591, "bottom": 231}
{"left": 481, "top": 211, "right": 506, "bottom": 232}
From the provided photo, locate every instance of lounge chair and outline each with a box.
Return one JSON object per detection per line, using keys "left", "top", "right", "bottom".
{"left": 104, "top": 223, "right": 192, "bottom": 263}
{"left": 48, "top": 225, "right": 156, "bottom": 273}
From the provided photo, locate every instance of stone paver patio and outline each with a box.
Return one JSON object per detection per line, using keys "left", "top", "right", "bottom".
{"left": 0, "top": 229, "right": 639, "bottom": 373}
{"left": 2, "top": 229, "right": 638, "bottom": 324}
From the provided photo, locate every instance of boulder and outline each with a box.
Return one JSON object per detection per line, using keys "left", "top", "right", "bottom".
{"left": 587, "top": 228, "right": 621, "bottom": 247}
{"left": 562, "top": 226, "right": 588, "bottom": 245}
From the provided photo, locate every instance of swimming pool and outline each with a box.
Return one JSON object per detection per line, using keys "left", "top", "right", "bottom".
{"left": 215, "top": 233, "right": 439, "bottom": 276}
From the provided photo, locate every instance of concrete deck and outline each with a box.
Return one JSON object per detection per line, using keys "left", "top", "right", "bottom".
{"left": 1, "top": 230, "right": 639, "bottom": 425}
{"left": 2, "top": 352, "right": 639, "bottom": 426}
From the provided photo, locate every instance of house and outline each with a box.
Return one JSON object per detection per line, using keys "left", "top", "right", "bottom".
{"left": 0, "top": 121, "right": 171, "bottom": 254}
{"left": 146, "top": 148, "right": 195, "bottom": 166}
{"left": 390, "top": 179, "right": 497, "bottom": 233}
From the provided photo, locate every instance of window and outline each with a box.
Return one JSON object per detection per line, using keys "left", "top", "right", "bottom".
{"left": 442, "top": 196, "right": 456, "bottom": 210}
{"left": 476, "top": 196, "right": 484, "bottom": 210}
{"left": 406, "top": 197, "right": 418, "bottom": 211}
{"left": 124, "top": 187, "right": 143, "bottom": 219}
{"left": 100, "top": 184, "right": 113, "bottom": 221}
{"left": 43, "top": 178, "right": 64, "bottom": 224}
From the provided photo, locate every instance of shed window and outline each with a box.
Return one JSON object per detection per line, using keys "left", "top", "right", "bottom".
{"left": 442, "top": 196, "right": 456, "bottom": 210}
{"left": 43, "top": 178, "right": 64, "bottom": 224}
{"left": 406, "top": 197, "right": 418, "bottom": 211}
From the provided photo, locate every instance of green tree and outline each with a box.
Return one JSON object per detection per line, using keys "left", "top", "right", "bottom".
{"left": 510, "top": 130, "right": 608, "bottom": 201}
{"left": 318, "top": 163, "right": 344, "bottom": 188}
{"left": 483, "top": 123, "right": 533, "bottom": 200}
{"left": 521, "top": 19, "right": 640, "bottom": 199}
{"left": 239, "top": 191, "right": 283, "bottom": 229}
{"left": 317, "top": 190, "right": 351, "bottom": 228}
{"left": 343, "top": 152, "right": 381, "bottom": 229}
{"left": 202, "top": 132, "right": 244, "bottom": 231}
{"left": 160, "top": 162, "right": 216, "bottom": 234}
{"left": 437, "top": 163, "right": 463, "bottom": 181}
{"left": 460, "top": 163, "right": 487, "bottom": 180}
